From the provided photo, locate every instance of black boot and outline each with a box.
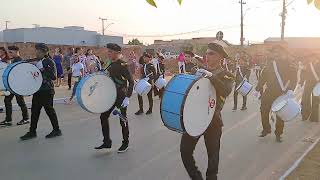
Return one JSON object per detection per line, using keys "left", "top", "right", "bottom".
{"left": 20, "top": 131, "right": 37, "bottom": 141}
{"left": 45, "top": 129, "right": 62, "bottom": 139}
{"left": 135, "top": 109, "right": 144, "bottom": 115}
{"left": 95, "top": 142, "right": 112, "bottom": 150}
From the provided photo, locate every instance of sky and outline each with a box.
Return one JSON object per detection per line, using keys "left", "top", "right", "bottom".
{"left": 0, "top": 0, "right": 319, "bottom": 45}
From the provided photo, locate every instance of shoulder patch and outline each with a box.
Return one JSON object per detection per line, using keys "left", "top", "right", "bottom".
{"left": 121, "top": 62, "right": 128, "bottom": 66}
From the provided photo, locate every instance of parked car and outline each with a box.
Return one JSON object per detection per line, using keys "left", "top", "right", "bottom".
{"left": 164, "top": 52, "right": 178, "bottom": 59}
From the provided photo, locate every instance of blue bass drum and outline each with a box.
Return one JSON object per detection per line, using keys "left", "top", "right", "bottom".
{"left": 3, "top": 61, "right": 43, "bottom": 96}
{"left": 160, "top": 74, "right": 217, "bottom": 137}
{"left": 76, "top": 72, "right": 117, "bottom": 114}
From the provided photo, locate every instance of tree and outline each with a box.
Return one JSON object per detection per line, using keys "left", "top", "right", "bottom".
{"left": 307, "top": 0, "right": 320, "bottom": 10}
{"left": 128, "top": 38, "right": 143, "bottom": 45}
{"left": 146, "top": 0, "right": 182, "bottom": 8}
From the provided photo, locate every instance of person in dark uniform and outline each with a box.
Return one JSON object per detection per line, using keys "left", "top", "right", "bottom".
{"left": 95, "top": 43, "right": 134, "bottom": 153}
{"left": 20, "top": 43, "right": 61, "bottom": 140}
{"left": 135, "top": 53, "right": 157, "bottom": 115}
{"left": 180, "top": 43, "right": 234, "bottom": 180}
{"left": 232, "top": 56, "right": 251, "bottom": 111}
{"left": 255, "top": 45, "right": 297, "bottom": 142}
{"left": 0, "top": 47, "right": 10, "bottom": 113}
{"left": 184, "top": 51, "right": 197, "bottom": 74}
{"left": 154, "top": 54, "right": 165, "bottom": 99}
{"left": 0, "top": 46, "right": 29, "bottom": 126}
{"left": 301, "top": 55, "right": 320, "bottom": 122}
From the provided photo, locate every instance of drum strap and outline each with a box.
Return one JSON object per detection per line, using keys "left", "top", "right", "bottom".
{"left": 238, "top": 66, "right": 244, "bottom": 79}
{"left": 273, "top": 61, "right": 290, "bottom": 91}
{"left": 310, "top": 62, "right": 319, "bottom": 82}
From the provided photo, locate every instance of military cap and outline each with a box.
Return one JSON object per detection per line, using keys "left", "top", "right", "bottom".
{"left": 106, "top": 43, "right": 121, "bottom": 52}
{"left": 8, "top": 46, "right": 19, "bottom": 51}
{"left": 35, "top": 43, "right": 49, "bottom": 52}
{"left": 208, "top": 43, "right": 228, "bottom": 58}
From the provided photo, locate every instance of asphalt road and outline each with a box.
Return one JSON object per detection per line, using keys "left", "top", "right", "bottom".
{"left": 0, "top": 79, "right": 319, "bottom": 180}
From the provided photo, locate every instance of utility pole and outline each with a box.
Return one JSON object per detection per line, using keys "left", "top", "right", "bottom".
{"left": 280, "top": 0, "right": 287, "bottom": 41}
{"left": 239, "top": 0, "right": 246, "bottom": 46}
{"left": 5, "top": 21, "right": 10, "bottom": 30}
{"left": 99, "top": 17, "right": 107, "bottom": 35}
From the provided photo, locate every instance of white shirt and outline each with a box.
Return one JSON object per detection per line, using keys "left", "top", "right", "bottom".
{"left": 72, "top": 62, "right": 84, "bottom": 77}
{"left": 151, "top": 58, "right": 159, "bottom": 74}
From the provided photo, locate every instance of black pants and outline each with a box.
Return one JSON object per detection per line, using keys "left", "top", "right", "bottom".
{"left": 301, "top": 85, "right": 319, "bottom": 122}
{"left": 29, "top": 91, "right": 60, "bottom": 133}
{"left": 154, "top": 87, "right": 165, "bottom": 99}
{"left": 180, "top": 120, "right": 222, "bottom": 180}
{"left": 4, "top": 94, "right": 29, "bottom": 122}
{"left": 138, "top": 89, "right": 153, "bottom": 111}
{"left": 260, "top": 90, "right": 284, "bottom": 136}
{"left": 100, "top": 104, "right": 129, "bottom": 144}
{"left": 233, "top": 83, "right": 247, "bottom": 108}
{"left": 67, "top": 67, "right": 72, "bottom": 89}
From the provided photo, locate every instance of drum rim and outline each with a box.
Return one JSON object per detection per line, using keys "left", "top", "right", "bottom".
{"left": 3, "top": 61, "right": 25, "bottom": 95}
{"left": 76, "top": 73, "right": 117, "bottom": 114}
{"left": 236, "top": 79, "right": 253, "bottom": 94}
{"left": 160, "top": 74, "right": 202, "bottom": 136}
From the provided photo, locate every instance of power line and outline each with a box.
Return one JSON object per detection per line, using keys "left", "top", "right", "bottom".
{"left": 106, "top": 25, "right": 239, "bottom": 38}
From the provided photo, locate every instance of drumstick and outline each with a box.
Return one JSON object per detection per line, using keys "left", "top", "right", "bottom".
{"left": 112, "top": 109, "right": 128, "bottom": 123}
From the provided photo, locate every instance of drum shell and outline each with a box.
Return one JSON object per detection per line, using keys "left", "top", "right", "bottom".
{"left": 0, "top": 62, "right": 8, "bottom": 91}
{"left": 155, "top": 77, "right": 166, "bottom": 89}
{"left": 76, "top": 72, "right": 117, "bottom": 114}
{"left": 3, "top": 61, "right": 43, "bottom": 96}
{"left": 135, "top": 79, "right": 152, "bottom": 96}
{"left": 236, "top": 80, "right": 253, "bottom": 96}
{"left": 160, "top": 74, "right": 216, "bottom": 137}
{"left": 271, "top": 95, "right": 301, "bottom": 122}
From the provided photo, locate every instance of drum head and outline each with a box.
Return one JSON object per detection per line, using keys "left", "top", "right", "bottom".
{"left": 272, "top": 95, "right": 288, "bottom": 112}
{"left": 76, "top": 73, "right": 117, "bottom": 114}
{"left": 183, "top": 78, "right": 216, "bottom": 137}
{"left": 0, "top": 62, "right": 8, "bottom": 91}
{"left": 5, "top": 62, "right": 43, "bottom": 96}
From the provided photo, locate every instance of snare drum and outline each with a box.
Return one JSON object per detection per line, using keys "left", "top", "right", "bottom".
{"left": 313, "top": 83, "right": 320, "bottom": 97}
{"left": 236, "top": 80, "right": 253, "bottom": 96}
{"left": 0, "top": 61, "right": 8, "bottom": 91}
{"left": 155, "top": 76, "right": 166, "bottom": 89}
{"left": 76, "top": 72, "right": 117, "bottom": 114}
{"left": 271, "top": 95, "right": 301, "bottom": 122}
{"left": 160, "top": 74, "right": 216, "bottom": 137}
{"left": 3, "top": 61, "right": 43, "bottom": 96}
{"left": 135, "top": 78, "right": 152, "bottom": 96}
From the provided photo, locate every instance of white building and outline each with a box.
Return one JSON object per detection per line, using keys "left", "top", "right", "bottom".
{"left": 2, "top": 26, "right": 123, "bottom": 47}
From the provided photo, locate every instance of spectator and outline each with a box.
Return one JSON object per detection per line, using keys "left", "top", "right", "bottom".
{"left": 75, "top": 47, "right": 88, "bottom": 74}
{"left": 53, "top": 48, "right": 64, "bottom": 87}
{"left": 65, "top": 55, "right": 84, "bottom": 104}
{"left": 64, "top": 47, "right": 74, "bottom": 90}
{"left": 0, "top": 47, "right": 10, "bottom": 63}
{"left": 86, "top": 49, "right": 101, "bottom": 74}
{"left": 177, "top": 52, "right": 186, "bottom": 74}
{"left": 127, "top": 51, "right": 138, "bottom": 79}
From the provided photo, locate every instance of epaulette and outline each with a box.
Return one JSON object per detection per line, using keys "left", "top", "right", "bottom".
{"left": 219, "top": 96, "right": 225, "bottom": 102}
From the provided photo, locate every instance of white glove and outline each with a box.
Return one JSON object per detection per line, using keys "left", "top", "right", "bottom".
{"left": 143, "top": 77, "right": 150, "bottom": 81}
{"left": 121, "top": 97, "right": 130, "bottom": 108}
{"left": 286, "top": 90, "right": 294, "bottom": 99}
{"left": 3, "top": 91, "right": 11, "bottom": 96}
{"left": 196, "top": 69, "right": 213, "bottom": 77}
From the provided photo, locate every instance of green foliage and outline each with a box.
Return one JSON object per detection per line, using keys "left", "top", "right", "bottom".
{"left": 146, "top": 0, "right": 182, "bottom": 8}
{"left": 128, "top": 38, "right": 143, "bottom": 45}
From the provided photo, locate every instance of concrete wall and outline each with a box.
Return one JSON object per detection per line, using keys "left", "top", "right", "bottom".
{"left": 96, "top": 35, "right": 123, "bottom": 47}
{"left": 0, "top": 31, "right": 3, "bottom": 42}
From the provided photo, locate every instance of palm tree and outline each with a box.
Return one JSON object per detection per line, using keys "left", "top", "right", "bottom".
{"left": 146, "top": 0, "right": 182, "bottom": 8}
{"left": 307, "top": 0, "right": 320, "bottom": 10}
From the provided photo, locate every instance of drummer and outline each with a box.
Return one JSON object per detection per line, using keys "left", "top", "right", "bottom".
{"left": 20, "top": 43, "right": 62, "bottom": 140}
{"left": 0, "top": 46, "right": 29, "bottom": 127}
{"left": 300, "top": 54, "right": 320, "bottom": 122}
{"left": 156, "top": 54, "right": 166, "bottom": 99}
{"left": 255, "top": 45, "right": 297, "bottom": 142}
{"left": 180, "top": 43, "right": 234, "bottom": 180}
{"left": 0, "top": 47, "right": 10, "bottom": 113}
{"left": 135, "top": 53, "right": 157, "bottom": 115}
{"left": 233, "top": 55, "right": 251, "bottom": 111}
{"left": 95, "top": 43, "right": 134, "bottom": 153}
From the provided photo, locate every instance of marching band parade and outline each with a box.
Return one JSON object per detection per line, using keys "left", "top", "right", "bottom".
{"left": 1, "top": 1, "right": 320, "bottom": 180}
{"left": 0, "top": 39, "right": 319, "bottom": 179}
